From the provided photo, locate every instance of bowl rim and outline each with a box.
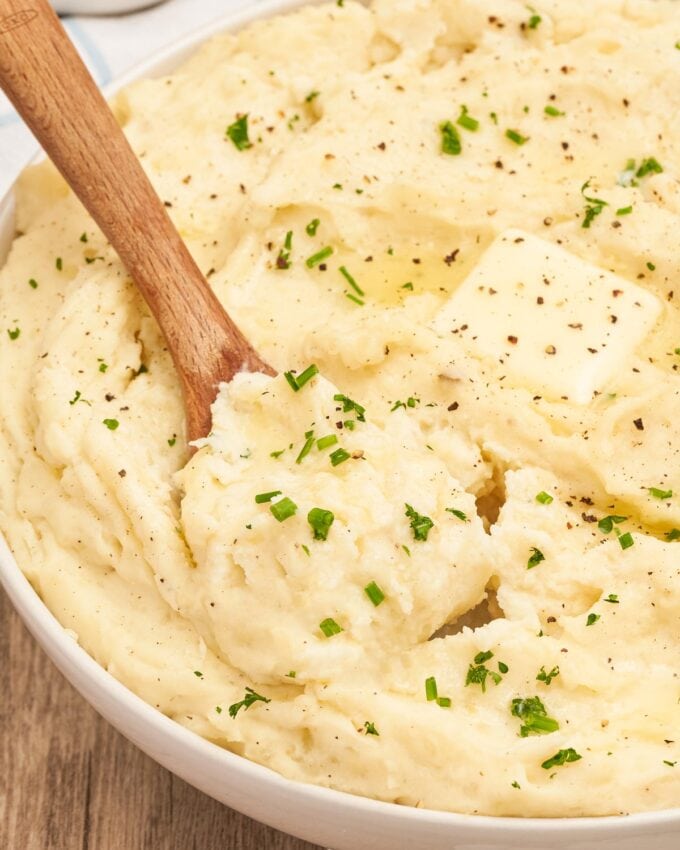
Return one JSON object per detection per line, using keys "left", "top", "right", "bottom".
{"left": 0, "top": 0, "right": 678, "bottom": 838}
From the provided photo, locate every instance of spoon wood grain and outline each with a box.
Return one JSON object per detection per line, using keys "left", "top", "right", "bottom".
{"left": 0, "top": 0, "right": 274, "bottom": 443}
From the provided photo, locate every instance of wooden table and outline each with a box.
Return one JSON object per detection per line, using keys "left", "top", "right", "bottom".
{"left": 1, "top": 587, "right": 322, "bottom": 850}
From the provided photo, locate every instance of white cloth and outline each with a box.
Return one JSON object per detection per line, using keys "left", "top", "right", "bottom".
{"left": 0, "top": 0, "right": 254, "bottom": 199}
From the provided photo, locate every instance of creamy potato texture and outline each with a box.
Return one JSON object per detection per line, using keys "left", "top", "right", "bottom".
{"left": 1, "top": 0, "right": 680, "bottom": 817}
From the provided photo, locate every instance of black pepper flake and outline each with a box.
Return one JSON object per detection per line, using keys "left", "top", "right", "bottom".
{"left": 118, "top": 469, "right": 127, "bottom": 478}
{"left": 545, "top": 344, "right": 557, "bottom": 355}
{"left": 507, "top": 335, "right": 518, "bottom": 344}
{"left": 447, "top": 401, "right": 459, "bottom": 411}
{"left": 444, "top": 250, "right": 460, "bottom": 266}
{"left": 633, "top": 418, "right": 644, "bottom": 431}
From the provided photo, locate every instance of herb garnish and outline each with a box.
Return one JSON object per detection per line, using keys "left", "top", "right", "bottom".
{"left": 364, "top": 581, "right": 385, "bottom": 606}
{"left": 339, "top": 266, "right": 365, "bottom": 297}
{"left": 618, "top": 531, "right": 634, "bottom": 550}
{"left": 445, "top": 508, "right": 468, "bottom": 521}
{"left": 424, "top": 676, "right": 451, "bottom": 707}
{"left": 505, "top": 129, "right": 529, "bottom": 145}
{"left": 544, "top": 105, "right": 564, "bottom": 117}
{"left": 333, "top": 393, "right": 366, "bottom": 421}
{"left": 226, "top": 115, "right": 252, "bottom": 150}
{"left": 316, "top": 434, "right": 338, "bottom": 450}
{"left": 319, "top": 617, "right": 343, "bottom": 637}
{"left": 363, "top": 721, "right": 379, "bottom": 735}
{"left": 7, "top": 327, "right": 20, "bottom": 340}
{"left": 276, "top": 230, "right": 293, "bottom": 269}
{"left": 536, "top": 491, "right": 553, "bottom": 504}
{"left": 284, "top": 363, "right": 319, "bottom": 392}
{"left": 457, "top": 105, "right": 479, "bottom": 132}
{"left": 439, "top": 120, "right": 462, "bottom": 155}
{"left": 296, "top": 430, "right": 315, "bottom": 464}
{"left": 581, "top": 179, "right": 608, "bottom": 228}
{"left": 541, "top": 748, "right": 582, "bottom": 770}
{"left": 527, "top": 547, "right": 545, "bottom": 569}
{"left": 536, "top": 665, "right": 559, "bottom": 685}
{"left": 603, "top": 593, "right": 619, "bottom": 604}
{"left": 329, "top": 447, "right": 351, "bottom": 466}
{"left": 308, "top": 507, "right": 334, "bottom": 540}
{"left": 255, "top": 490, "right": 282, "bottom": 504}
{"left": 103, "top": 418, "right": 119, "bottom": 430}
{"left": 305, "top": 218, "right": 320, "bottom": 236}
{"left": 598, "top": 515, "right": 627, "bottom": 534}
{"left": 270, "top": 497, "right": 298, "bottom": 522}
{"left": 511, "top": 696, "right": 559, "bottom": 737}
{"left": 649, "top": 487, "right": 672, "bottom": 500}
{"left": 228, "top": 687, "right": 271, "bottom": 718}
{"left": 465, "top": 650, "right": 507, "bottom": 692}
{"left": 306, "top": 246, "right": 333, "bottom": 268}
{"left": 586, "top": 613, "right": 600, "bottom": 626}
{"left": 405, "top": 503, "right": 434, "bottom": 541}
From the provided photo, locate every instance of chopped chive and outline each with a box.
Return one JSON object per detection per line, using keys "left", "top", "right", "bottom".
{"left": 316, "top": 434, "right": 338, "bottom": 450}
{"left": 425, "top": 676, "right": 438, "bottom": 701}
{"left": 339, "top": 265, "right": 365, "bottom": 296}
{"left": 305, "top": 217, "right": 320, "bottom": 236}
{"left": 333, "top": 393, "right": 366, "bottom": 421}
{"left": 649, "top": 487, "right": 672, "bottom": 500}
{"left": 283, "top": 364, "right": 318, "bottom": 391}
{"left": 544, "top": 105, "right": 564, "bottom": 117}
{"left": 436, "top": 696, "right": 452, "bottom": 708}
{"left": 636, "top": 157, "right": 663, "bottom": 178}
{"left": 439, "top": 120, "right": 462, "bottom": 155}
{"left": 527, "top": 547, "right": 545, "bottom": 569}
{"left": 457, "top": 105, "right": 479, "bottom": 132}
{"left": 536, "top": 491, "right": 553, "bottom": 504}
{"left": 270, "top": 496, "right": 298, "bottom": 522}
{"left": 598, "top": 514, "right": 627, "bottom": 533}
{"left": 330, "top": 447, "right": 351, "bottom": 466}
{"left": 364, "top": 581, "right": 385, "bottom": 606}
{"left": 306, "top": 246, "right": 333, "bottom": 268}
{"left": 505, "top": 129, "right": 529, "bottom": 145}
{"left": 226, "top": 114, "right": 252, "bottom": 150}
{"left": 618, "top": 531, "right": 634, "bottom": 549}
{"left": 296, "top": 432, "right": 315, "bottom": 464}
{"left": 511, "top": 696, "right": 559, "bottom": 737}
{"left": 307, "top": 507, "right": 335, "bottom": 540}
{"left": 345, "top": 293, "right": 365, "bottom": 306}
{"left": 319, "top": 617, "right": 343, "bottom": 637}
{"left": 103, "top": 418, "right": 119, "bottom": 430}
{"left": 616, "top": 205, "right": 633, "bottom": 216}
{"left": 56, "top": 257, "right": 63, "bottom": 271}
{"left": 402, "top": 544, "right": 411, "bottom": 557}
{"left": 255, "top": 490, "right": 282, "bottom": 504}
{"left": 270, "top": 449, "right": 285, "bottom": 459}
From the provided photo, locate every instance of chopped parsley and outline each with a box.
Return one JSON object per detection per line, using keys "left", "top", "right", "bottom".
{"left": 445, "top": 507, "right": 468, "bottom": 521}
{"left": 339, "top": 265, "right": 365, "bottom": 297}
{"left": 457, "top": 105, "right": 479, "bottom": 132}
{"left": 255, "top": 490, "right": 282, "bottom": 504}
{"left": 598, "top": 514, "right": 627, "bottom": 534}
{"left": 7, "top": 327, "right": 20, "bottom": 340}
{"left": 505, "top": 128, "right": 529, "bottom": 145}
{"left": 329, "top": 447, "right": 351, "bottom": 466}
{"left": 405, "top": 503, "right": 434, "bottom": 541}
{"left": 391, "top": 396, "right": 419, "bottom": 412}
{"left": 305, "top": 246, "right": 333, "bottom": 268}
{"left": 586, "top": 612, "right": 600, "bottom": 626}
{"left": 193, "top": 670, "right": 204, "bottom": 678}
{"left": 603, "top": 593, "right": 619, "bottom": 604}
{"left": 228, "top": 687, "right": 271, "bottom": 718}
{"left": 168, "top": 437, "right": 177, "bottom": 447}
{"left": 305, "top": 217, "right": 320, "bottom": 236}
{"left": 636, "top": 157, "right": 663, "bottom": 178}
{"left": 649, "top": 487, "right": 672, "bottom": 500}
{"left": 581, "top": 179, "right": 608, "bottom": 229}
{"left": 536, "top": 665, "right": 560, "bottom": 685}
{"left": 364, "top": 580, "right": 385, "bottom": 606}
{"left": 511, "top": 696, "right": 559, "bottom": 737}
{"left": 55, "top": 257, "right": 63, "bottom": 271}
{"left": 98, "top": 361, "right": 108, "bottom": 373}
{"left": 103, "top": 418, "right": 119, "bottom": 430}
{"left": 333, "top": 393, "right": 366, "bottom": 422}
{"left": 363, "top": 721, "right": 379, "bottom": 736}
{"left": 526, "top": 6, "right": 542, "bottom": 28}
{"left": 319, "top": 617, "right": 343, "bottom": 637}
{"left": 439, "top": 120, "right": 462, "bottom": 155}
{"left": 225, "top": 114, "right": 252, "bottom": 150}
{"left": 544, "top": 105, "right": 564, "bottom": 117}
{"left": 665, "top": 528, "right": 680, "bottom": 541}
{"left": 535, "top": 491, "right": 553, "bottom": 504}
{"left": 283, "top": 363, "right": 319, "bottom": 392}
{"left": 270, "top": 496, "right": 298, "bottom": 522}
{"left": 527, "top": 547, "right": 545, "bottom": 569}
{"left": 305, "top": 90, "right": 320, "bottom": 103}
{"left": 307, "top": 507, "right": 334, "bottom": 540}
{"left": 69, "top": 390, "right": 88, "bottom": 406}
{"left": 541, "top": 748, "right": 582, "bottom": 770}
{"left": 28, "top": 278, "right": 38, "bottom": 289}
{"left": 466, "top": 650, "right": 507, "bottom": 692}
{"left": 79, "top": 232, "right": 88, "bottom": 243}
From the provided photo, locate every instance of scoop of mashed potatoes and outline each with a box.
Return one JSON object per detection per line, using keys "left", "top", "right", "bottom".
{"left": 1, "top": 0, "right": 679, "bottom": 817}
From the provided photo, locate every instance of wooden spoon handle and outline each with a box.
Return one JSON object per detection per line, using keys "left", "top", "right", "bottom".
{"left": 0, "top": 0, "right": 273, "bottom": 442}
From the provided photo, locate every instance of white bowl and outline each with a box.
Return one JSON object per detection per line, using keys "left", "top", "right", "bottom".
{"left": 1, "top": 2, "right": 678, "bottom": 847}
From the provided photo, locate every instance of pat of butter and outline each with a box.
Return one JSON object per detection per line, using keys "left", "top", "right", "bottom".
{"left": 433, "top": 229, "right": 662, "bottom": 402}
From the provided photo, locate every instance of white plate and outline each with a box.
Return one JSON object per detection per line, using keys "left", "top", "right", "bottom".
{"left": 1, "top": 2, "right": 679, "bottom": 847}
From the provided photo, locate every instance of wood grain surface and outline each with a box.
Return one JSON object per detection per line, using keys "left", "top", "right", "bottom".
{"left": 1, "top": 586, "right": 322, "bottom": 850}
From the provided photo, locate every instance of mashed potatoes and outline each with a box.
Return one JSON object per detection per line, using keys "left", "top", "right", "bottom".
{"left": 1, "top": 0, "right": 679, "bottom": 817}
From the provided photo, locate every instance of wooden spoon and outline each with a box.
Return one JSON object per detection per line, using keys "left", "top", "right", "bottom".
{"left": 0, "top": 0, "right": 274, "bottom": 443}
